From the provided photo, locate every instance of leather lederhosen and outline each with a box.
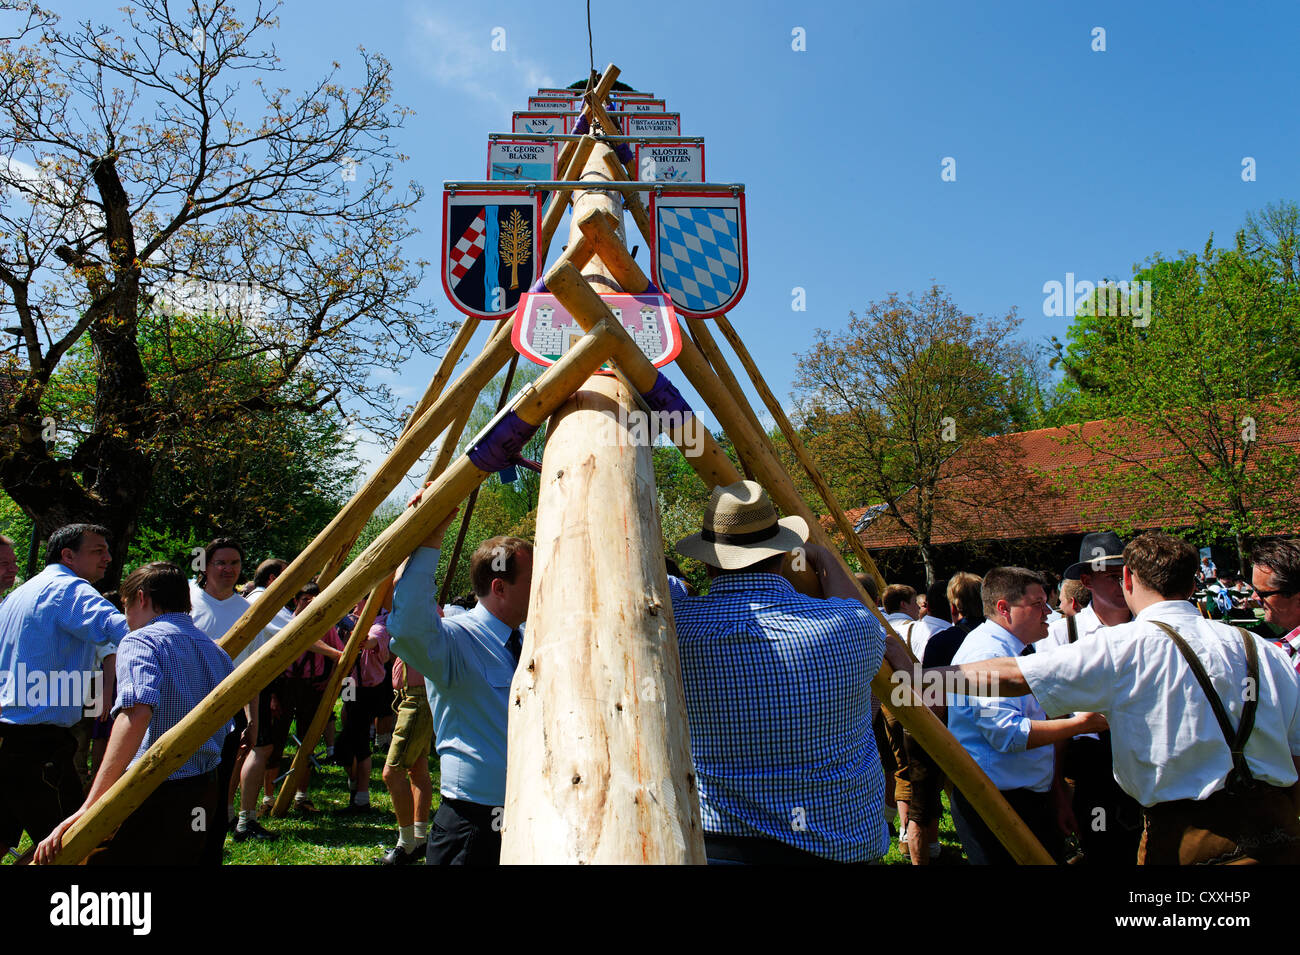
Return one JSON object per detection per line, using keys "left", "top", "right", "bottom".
{"left": 1139, "top": 622, "right": 1300, "bottom": 865}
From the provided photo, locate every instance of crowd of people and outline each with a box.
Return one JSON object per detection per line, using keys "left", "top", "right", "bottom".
{"left": 2, "top": 475, "right": 1299, "bottom": 866}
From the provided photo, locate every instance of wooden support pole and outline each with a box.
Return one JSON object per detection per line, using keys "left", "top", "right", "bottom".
{"left": 47, "top": 322, "right": 623, "bottom": 865}
{"left": 711, "top": 312, "right": 890, "bottom": 592}
{"left": 538, "top": 135, "right": 597, "bottom": 262}
{"left": 577, "top": 207, "right": 648, "bottom": 295}
{"left": 552, "top": 64, "right": 620, "bottom": 201}
{"left": 600, "top": 149, "right": 654, "bottom": 250}
{"left": 269, "top": 576, "right": 393, "bottom": 816}
{"left": 684, "top": 319, "right": 764, "bottom": 480}
{"left": 315, "top": 315, "right": 482, "bottom": 589}
{"left": 670, "top": 333, "right": 1053, "bottom": 865}
{"left": 217, "top": 317, "right": 518, "bottom": 662}
{"left": 501, "top": 374, "right": 704, "bottom": 863}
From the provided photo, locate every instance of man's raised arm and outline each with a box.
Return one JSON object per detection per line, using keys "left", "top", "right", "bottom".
{"left": 387, "top": 504, "right": 458, "bottom": 684}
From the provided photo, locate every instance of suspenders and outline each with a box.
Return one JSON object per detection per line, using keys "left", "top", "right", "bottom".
{"left": 1151, "top": 621, "right": 1260, "bottom": 793}
{"left": 1066, "top": 614, "right": 1078, "bottom": 644}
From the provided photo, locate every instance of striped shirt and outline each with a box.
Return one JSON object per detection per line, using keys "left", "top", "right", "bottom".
{"left": 0, "top": 563, "right": 129, "bottom": 727}
{"left": 671, "top": 573, "right": 889, "bottom": 862}
{"left": 114, "top": 613, "right": 235, "bottom": 780}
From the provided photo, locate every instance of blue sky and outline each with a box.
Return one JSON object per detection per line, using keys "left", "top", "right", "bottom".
{"left": 46, "top": 0, "right": 1300, "bottom": 489}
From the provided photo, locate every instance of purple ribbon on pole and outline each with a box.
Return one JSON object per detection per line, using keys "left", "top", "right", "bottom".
{"left": 467, "top": 411, "right": 539, "bottom": 473}
{"left": 642, "top": 372, "right": 693, "bottom": 417}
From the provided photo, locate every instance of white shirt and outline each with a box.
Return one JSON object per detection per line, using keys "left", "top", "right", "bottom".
{"left": 1020, "top": 600, "right": 1300, "bottom": 807}
{"left": 885, "top": 612, "right": 927, "bottom": 661}
{"left": 1043, "top": 604, "right": 1118, "bottom": 740}
{"left": 246, "top": 586, "right": 295, "bottom": 634}
{"left": 948, "top": 620, "right": 1053, "bottom": 793}
{"left": 190, "top": 583, "right": 262, "bottom": 667}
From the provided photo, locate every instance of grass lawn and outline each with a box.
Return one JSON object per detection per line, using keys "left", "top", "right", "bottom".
{"left": 5, "top": 705, "right": 969, "bottom": 865}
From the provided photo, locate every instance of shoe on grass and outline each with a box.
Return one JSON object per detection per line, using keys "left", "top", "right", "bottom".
{"left": 293, "top": 796, "right": 321, "bottom": 814}
{"left": 232, "top": 818, "right": 278, "bottom": 843}
{"left": 375, "top": 843, "right": 425, "bottom": 865}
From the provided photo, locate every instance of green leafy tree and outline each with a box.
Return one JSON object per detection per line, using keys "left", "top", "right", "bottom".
{"left": 794, "top": 284, "right": 1046, "bottom": 587}
{"left": 1049, "top": 218, "right": 1300, "bottom": 568}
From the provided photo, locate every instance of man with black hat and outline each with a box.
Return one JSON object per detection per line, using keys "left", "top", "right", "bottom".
{"left": 671, "top": 480, "right": 909, "bottom": 864}
{"left": 932, "top": 532, "right": 1300, "bottom": 865}
{"left": 1041, "top": 532, "right": 1142, "bottom": 864}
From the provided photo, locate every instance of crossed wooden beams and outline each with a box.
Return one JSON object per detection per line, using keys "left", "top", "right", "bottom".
{"left": 42, "top": 64, "right": 1051, "bottom": 866}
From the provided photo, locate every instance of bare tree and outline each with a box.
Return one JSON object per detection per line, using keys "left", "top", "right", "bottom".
{"left": 0, "top": 0, "right": 447, "bottom": 583}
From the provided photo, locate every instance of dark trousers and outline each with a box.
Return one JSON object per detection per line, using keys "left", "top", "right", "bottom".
{"left": 1064, "top": 734, "right": 1143, "bottom": 864}
{"left": 0, "top": 723, "right": 85, "bottom": 852}
{"left": 951, "top": 786, "right": 1063, "bottom": 865}
{"left": 426, "top": 797, "right": 502, "bottom": 866}
{"left": 202, "top": 713, "right": 245, "bottom": 866}
{"left": 704, "top": 833, "right": 866, "bottom": 865}
{"left": 88, "top": 770, "right": 219, "bottom": 866}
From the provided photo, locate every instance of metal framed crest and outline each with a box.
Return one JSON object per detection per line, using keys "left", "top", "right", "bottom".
{"left": 442, "top": 189, "right": 541, "bottom": 320}
{"left": 512, "top": 290, "right": 681, "bottom": 370}
{"left": 650, "top": 189, "right": 747, "bottom": 319}
{"left": 512, "top": 112, "right": 572, "bottom": 135}
{"left": 487, "top": 140, "right": 558, "bottom": 183}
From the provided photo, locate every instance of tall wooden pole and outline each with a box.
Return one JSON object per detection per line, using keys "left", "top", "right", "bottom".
{"left": 500, "top": 140, "right": 705, "bottom": 864}
{"left": 47, "top": 323, "right": 623, "bottom": 864}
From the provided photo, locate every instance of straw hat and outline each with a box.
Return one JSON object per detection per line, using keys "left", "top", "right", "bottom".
{"left": 675, "top": 480, "right": 808, "bottom": 570}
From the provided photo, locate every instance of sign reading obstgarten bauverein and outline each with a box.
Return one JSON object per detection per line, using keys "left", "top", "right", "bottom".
{"left": 513, "top": 291, "right": 681, "bottom": 369}
{"left": 635, "top": 142, "right": 705, "bottom": 182}
{"left": 623, "top": 113, "right": 682, "bottom": 136}
{"left": 650, "top": 190, "right": 748, "bottom": 319}
{"left": 442, "top": 190, "right": 541, "bottom": 320}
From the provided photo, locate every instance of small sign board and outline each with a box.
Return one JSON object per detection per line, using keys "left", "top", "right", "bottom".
{"left": 528, "top": 96, "right": 576, "bottom": 112}
{"left": 512, "top": 112, "right": 572, "bottom": 135}
{"left": 536, "top": 87, "right": 580, "bottom": 98}
{"left": 612, "top": 98, "right": 666, "bottom": 113}
{"left": 512, "top": 291, "right": 681, "bottom": 369}
{"left": 442, "top": 190, "right": 541, "bottom": 320}
{"left": 623, "top": 113, "right": 681, "bottom": 136}
{"left": 635, "top": 141, "right": 705, "bottom": 182}
{"left": 610, "top": 90, "right": 657, "bottom": 99}
{"left": 487, "top": 139, "right": 558, "bottom": 182}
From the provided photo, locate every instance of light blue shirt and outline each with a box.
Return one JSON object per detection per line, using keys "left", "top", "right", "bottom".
{"left": 114, "top": 613, "right": 235, "bottom": 779}
{"left": 948, "top": 620, "right": 1053, "bottom": 792}
{"left": 0, "top": 563, "right": 130, "bottom": 727}
{"left": 388, "top": 547, "right": 517, "bottom": 806}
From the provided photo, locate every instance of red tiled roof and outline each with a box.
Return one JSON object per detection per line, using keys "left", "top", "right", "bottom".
{"left": 839, "top": 413, "right": 1300, "bottom": 551}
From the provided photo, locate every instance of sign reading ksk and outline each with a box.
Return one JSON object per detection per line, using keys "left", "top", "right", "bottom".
{"left": 442, "top": 190, "right": 541, "bottom": 320}
{"left": 513, "top": 291, "right": 681, "bottom": 369}
{"left": 635, "top": 142, "right": 704, "bottom": 182}
{"left": 623, "top": 113, "right": 681, "bottom": 136}
{"left": 651, "top": 190, "right": 748, "bottom": 319}
{"left": 488, "top": 140, "right": 558, "bottom": 182}
{"left": 512, "top": 112, "right": 572, "bottom": 135}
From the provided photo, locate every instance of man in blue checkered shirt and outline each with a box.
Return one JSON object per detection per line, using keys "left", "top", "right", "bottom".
{"left": 672, "top": 480, "right": 902, "bottom": 864}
